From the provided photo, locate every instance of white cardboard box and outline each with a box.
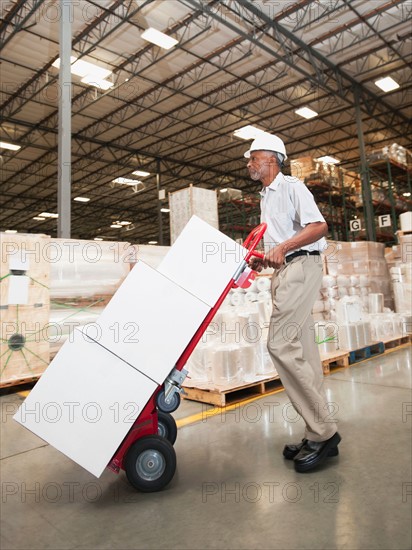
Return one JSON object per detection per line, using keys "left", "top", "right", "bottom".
{"left": 14, "top": 329, "right": 157, "bottom": 477}
{"left": 78, "top": 260, "right": 210, "bottom": 385}
{"left": 159, "top": 215, "right": 247, "bottom": 306}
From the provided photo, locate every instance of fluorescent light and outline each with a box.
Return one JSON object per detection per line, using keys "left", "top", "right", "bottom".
{"left": 148, "top": 240, "right": 158, "bottom": 245}
{"left": 403, "top": 192, "right": 411, "bottom": 197}
{"left": 39, "top": 212, "right": 59, "bottom": 218}
{"left": 132, "top": 170, "right": 151, "bottom": 177}
{"left": 119, "top": 221, "right": 132, "bottom": 225}
{"left": 160, "top": 208, "right": 170, "bottom": 213}
{"left": 94, "top": 237, "right": 103, "bottom": 241}
{"left": 81, "top": 76, "right": 113, "bottom": 90}
{"left": 141, "top": 27, "right": 178, "bottom": 50}
{"left": 33, "top": 216, "right": 46, "bottom": 221}
{"left": 74, "top": 196, "right": 90, "bottom": 202}
{"left": 220, "top": 188, "right": 228, "bottom": 193}
{"left": 53, "top": 57, "right": 111, "bottom": 79}
{"left": 5, "top": 230, "right": 17, "bottom": 234}
{"left": 317, "top": 156, "right": 340, "bottom": 164}
{"left": 112, "top": 177, "right": 143, "bottom": 185}
{"left": 233, "top": 125, "right": 266, "bottom": 140}
{"left": 295, "top": 107, "right": 318, "bottom": 119}
{"left": 110, "top": 224, "right": 122, "bottom": 229}
{"left": 375, "top": 77, "right": 400, "bottom": 92}
{"left": 0, "top": 141, "right": 21, "bottom": 151}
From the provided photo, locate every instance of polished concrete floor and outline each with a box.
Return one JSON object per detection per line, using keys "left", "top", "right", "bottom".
{"left": 1, "top": 345, "right": 411, "bottom": 550}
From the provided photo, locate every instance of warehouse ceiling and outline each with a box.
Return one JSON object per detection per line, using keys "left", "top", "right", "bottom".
{"left": 1, "top": 0, "right": 411, "bottom": 244}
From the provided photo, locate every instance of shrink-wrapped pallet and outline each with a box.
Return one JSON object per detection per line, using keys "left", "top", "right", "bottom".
{"left": 0, "top": 233, "right": 51, "bottom": 387}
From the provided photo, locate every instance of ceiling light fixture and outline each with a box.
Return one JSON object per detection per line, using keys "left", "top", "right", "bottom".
{"left": 160, "top": 208, "right": 170, "bottom": 213}
{"left": 118, "top": 221, "right": 132, "bottom": 226}
{"left": 375, "top": 76, "right": 400, "bottom": 92}
{"left": 80, "top": 76, "right": 114, "bottom": 90}
{"left": 141, "top": 27, "right": 178, "bottom": 50}
{"left": 74, "top": 196, "right": 90, "bottom": 202}
{"left": 110, "top": 224, "right": 122, "bottom": 229}
{"left": 132, "top": 170, "right": 151, "bottom": 177}
{"left": 39, "top": 212, "right": 59, "bottom": 218}
{"left": 316, "top": 156, "right": 340, "bottom": 164}
{"left": 233, "top": 125, "right": 266, "bottom": 140}
{"left": 403, "top": 192, "right": 411, "bottom": 197}
{"left": 33, "top": 216, "right": 46, "bottom": 221}
{"left": 0, "top": 141, "right": 21, "bottom": 151}
{"left": 112, "top": 177, "right": 143, "bottom": 186}
{"left": 53, "top": 57, "right": 112, "bottom": 79}
{"left": 148, "top": 240, "right": 158, "bottom": 245}
{"left": 295, "top": 107, "right": 318, "bottom": 119}
{"left": 5, "top": 230, "right": 17, "bottom": 234}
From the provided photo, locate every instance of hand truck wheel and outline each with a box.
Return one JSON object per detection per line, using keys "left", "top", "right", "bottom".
{"left": 124, "top": 435, "right": 176, "bottom": 492}
{"left": 156, "top": 389, "right": 181, "bottom": 413}
{"left": 157, "top": 411, "right": 177, "bottom": 445}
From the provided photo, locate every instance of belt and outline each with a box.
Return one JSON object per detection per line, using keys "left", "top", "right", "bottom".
{"left": 285, "top": 250, "right": 320, "bottom": 263}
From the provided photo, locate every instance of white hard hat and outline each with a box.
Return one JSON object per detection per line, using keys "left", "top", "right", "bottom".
{"left": 244, "top": 133, "right": 287, "bottom": 160}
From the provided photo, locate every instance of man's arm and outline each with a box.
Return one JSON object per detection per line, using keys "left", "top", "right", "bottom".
{"left": 263, "top": 221, "right": 328, "bottom": 269}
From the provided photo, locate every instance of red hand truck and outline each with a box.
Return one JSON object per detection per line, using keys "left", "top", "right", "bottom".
{"left": 107, "top": 223, "right": 267, "bottom": 492}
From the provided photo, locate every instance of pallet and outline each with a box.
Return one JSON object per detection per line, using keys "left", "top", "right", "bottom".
{"left": 0, "top": 374, "right": 40, "bottom": 392}
{"left": 321, "top": 351, "right": 350, "bottom": 375}
{"left": 382, "top": 335, "right": 411, "bottom": 351}
{"left": 396, "top": 230, "right": 412, "bottom": 238}
{"left": 348, "top": 341, "right": 385, "bottom": 364}
{"left": 183, "top": 375, "right": 282, "bottom": 407}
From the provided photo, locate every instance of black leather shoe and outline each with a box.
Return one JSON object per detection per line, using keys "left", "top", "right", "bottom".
{"left": 283, "top": 438, "right": 339, "bottom": 460}
{"left": 294, "top": 432, "right": 341, "bottom": 472}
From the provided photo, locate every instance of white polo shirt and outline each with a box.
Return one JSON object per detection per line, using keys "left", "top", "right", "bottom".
{"left": 260, "top": 172, "right": 327, "bottom": 254}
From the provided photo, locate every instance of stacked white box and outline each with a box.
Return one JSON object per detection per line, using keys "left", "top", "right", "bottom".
{"left": 169, "top": 185, "right": 218, "bottom": 244}
{"left": 14, "top": 217, "right": 247, "bottom": 477}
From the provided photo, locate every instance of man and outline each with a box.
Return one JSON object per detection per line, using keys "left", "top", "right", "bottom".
{"left": 245, "top": 133, "right": 341, "bottom": 473}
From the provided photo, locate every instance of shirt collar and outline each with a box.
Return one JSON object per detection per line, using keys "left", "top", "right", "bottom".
{"left": 259, "top": 172, "right": 283, "bottom": 196}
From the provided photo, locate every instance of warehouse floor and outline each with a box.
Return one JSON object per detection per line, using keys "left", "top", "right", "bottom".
{"left": 1, "top": 345, "right": 411, "bottom": 550}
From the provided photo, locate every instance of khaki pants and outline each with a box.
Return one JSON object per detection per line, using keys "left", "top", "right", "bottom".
{"left": 267, "top": 255, "right": 338, "bottom": 442}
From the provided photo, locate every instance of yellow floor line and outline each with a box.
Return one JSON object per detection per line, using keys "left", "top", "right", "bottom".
{"left": 176, "top": 387, "right": 286, "bottom": 428}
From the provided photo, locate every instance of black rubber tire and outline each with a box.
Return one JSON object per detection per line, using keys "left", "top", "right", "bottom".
{"left": 157, "top": 411, "right": 177, "bottom": 445}
{"left": 124, "top": 435, "right": 176, "bottom": 492}
{"left": 156, "top": 389, "right": 181, "bottom": 413}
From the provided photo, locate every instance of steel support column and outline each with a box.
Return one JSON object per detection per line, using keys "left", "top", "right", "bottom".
{"left": 157, "top": 159, "right": 163, "bottom": 246}
{"left": 354, "top": 87, "right": 375, "bottom": 242}
{"left": 57, "top": 0, "right": 72, "bottom": 238}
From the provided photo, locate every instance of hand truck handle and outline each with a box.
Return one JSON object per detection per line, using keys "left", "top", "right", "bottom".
{"left": 242, "top": 222, "right": 267, "bottom": 261}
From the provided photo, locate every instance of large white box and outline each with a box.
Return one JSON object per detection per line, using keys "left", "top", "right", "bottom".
{"left": 78, "top": 260, "right": 210, "bottom": 385}
{"left": 158, "top": 216, "right": 247, "bottom": 306}
{"left": 14, "top": 329, "right": 157, "bottom": 477}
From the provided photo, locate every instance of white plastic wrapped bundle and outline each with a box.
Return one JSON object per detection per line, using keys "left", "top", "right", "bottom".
{"left": 245, "top": 291, "right": 258, "bottom": 303}
{"left": 368, "top": 293, "right": 384, "bottom": 313}
{"left": 348, "top": 286, "right": 360, "bottom": 296}
{"left": 393, "top": 282, "right": 412, "bottom": 314}
{"left": 359, "top": 275, "right": 369, "bottom": 287}
{"left": 337, "top": 287, "right": 349, "bottom": 298}
{"left": 212, "top": 346, "right": 241, "bottom": 385}
{"left": 48, "top": 306, "right": 104, "bottom": 353}
{"left": 350, "top": 275, "right": 360, "bottom": 287}
{"left": 363, "top": 321, "right": 372, "bottom": 345}
{"left": 323, "top": 287, "right": 338, "bottom": 298}
{"left": 335, "top": 296, "right": 362, "bottom": 324}
{"left": 337, "top": 275, "right": 351, "bottom": 287}
{"left": 257, "top": 290, "right": 271, "bottom": 302}
{"left": 399, "top": 211, "right": 412, "bottom": 231}
{"left": 256, "top": 277, "right": 271, "bottom": 292}
{"left": 186, "top": 345, "right": 211, "bottom": 382}
{"left": 257, "top": 301, "right": 271, "bottom": 327}
{"left": 50, "top": 239, "right": 131, "bottom": 299}
{"left": 230, "top": 292, "right": 244, "bottom": 307}
{"left": 322, "top": 275, "right": 337, "bottom": 288}
{"left": 355, "top": 322, "right": 367, "bottom": 348}
{"left": 246, "top": 279, "right": 258, "bottom": 292}
{"left": 338, "top": 324, "right": 358, "bottom": 350}
{"left": 401, "top": 264, "right": 412, "bottom": 284}
{"left": 239, "top": 344, "right": 258, "bottom": 381}
{"left": 315, "top": 322, "right": 338, "bottom": 354}
{"left": 255, "top": 341, "right": 276, "bottom": 375}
